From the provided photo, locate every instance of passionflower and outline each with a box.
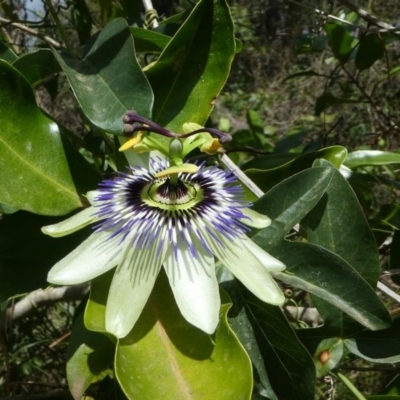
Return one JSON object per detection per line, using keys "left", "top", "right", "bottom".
{"left": 43, "top": 115, "right": 286, "bottom": 338}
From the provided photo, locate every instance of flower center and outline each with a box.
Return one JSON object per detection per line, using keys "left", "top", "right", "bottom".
{"left": 143, "top": 178, "right": 204, "bottom": 211}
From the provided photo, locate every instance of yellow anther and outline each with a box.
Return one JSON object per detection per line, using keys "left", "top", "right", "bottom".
{"left": 155, "top": 163, "right": 199, "bottom": 178}
{"left": 119, "top": 132, "right": 144, "bottom": 152}
{"left": 200, "top": 138, "right": 222, "bottom": 154}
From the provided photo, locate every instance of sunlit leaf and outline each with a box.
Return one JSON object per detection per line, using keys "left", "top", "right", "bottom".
{"left": 146, "top": 0, "right": 235, "bottom": 132}
{"left": 115, "top": 272, "right": 252, "bottom": 400}
{"left": 345, "top": 150, "right": 400, "bottom": 168}
{"left": 53, "top": 18, "right": 153, "bottom": 134}
{"left": 0, "top": 60, "right": 83, "bottom": 214}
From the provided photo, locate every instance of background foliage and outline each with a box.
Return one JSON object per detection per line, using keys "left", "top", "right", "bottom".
{"left": 1, "top": 0, "right": 400, "bottom": 399}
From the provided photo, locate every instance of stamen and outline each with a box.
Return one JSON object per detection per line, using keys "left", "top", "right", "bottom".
{"left": 154, "top": 164, "right": 199, "bottom": 178}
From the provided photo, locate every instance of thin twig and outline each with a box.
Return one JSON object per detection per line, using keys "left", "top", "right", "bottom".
{"left": 289, "top": 0, "right": 400, "bottom": 36}
{"left": 0, "top": 17, "right": 63, "bottom": 49}
{"left": 337, "top": 0, "right": 400, "bottom": 34}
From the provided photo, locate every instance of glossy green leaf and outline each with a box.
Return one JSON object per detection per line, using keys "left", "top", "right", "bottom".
{"left": 356, "top": 34, "right": 385, "bottom": 70}
{"left": 366, "top": 396, "right": 400, "bottom": 400}
{"left": 313, "top": 338, "right": 343, "bottom": 377}
{"left": 270, "top": 241, "right": 391, "bottom": 331}
{"left": 301, "top": 160, "right": 384, "bottom": 331}
{"left": 324, "top": 23, "right": 355, "bottom": 62}
{"left": 67, "top": 313, "right": 115, "bottom": 400}
{"left": 302, "top": 159, "right": 380, "bottom": 285}
{"left": 84, "top": 268, "right": 115, "bottom": 333}
{"left": 315, "top": 92, "right": 359, "bottom": 116}
{"left": 252, "top": 166, "right": 335, "bottom": 248}
{"left": 146, "top": 0, "right": 235, "bottom": 131}
{"left": 12, "top": 49, "right": 61, "bottom": 87}
{"left": 130, "top": 27, "right": 170, "bottom": 53}
{"left": 0, "top": 211, "right": 91, "bottom": 301}
{"left": 228, "top": 306, "right": 277, "bottom": 400}
{"left": 53, "top": 18, "right": 153, "bottom": 134}
{"left": 344, "top": 318, "right": 400, "bottom": 363}
{"left": 241, "top": 287, "right": 315, "bottom": 400}
{"left": 243, "top": 146, "right": 347, "bottom": 192}
{"left": 0, "top": 60, "right": 83, "bottom": 214}
{"left": 0, "top": 41, "right": 17, "bottom": 62}
{"left": 345, "top": 150, "right": 400, "bottom": 168}
{"left": 115, "top": 272, "right": 252, "bottom": 400}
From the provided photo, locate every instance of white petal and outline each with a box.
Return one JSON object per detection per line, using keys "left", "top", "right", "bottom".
{"left": 204, "top": 233, "right": 285, "bottom": 306}
{"left": 42, "top": 207, "right": 98, "bottom": 238}
{"left": 47, "top": 230, "right": 121, "bottom": 285}
{"left": 164, "top": 238, "right": 220, "bottom": 334}
{"left": 105, "top": 231, "right": 167, "bottom": 338}
{"left": 241, "top": 236, "right": 286, "bottom": 272}
{"left": 240, "top": 208, "right": 271, "bottom": 229}
{"left": 86, "top": 190, "right": 102, "bottom": 206}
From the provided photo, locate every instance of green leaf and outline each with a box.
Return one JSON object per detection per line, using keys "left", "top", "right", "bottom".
{"left": 302, "top": 159, "right": 380, "bottom": 285}
{"left": 345, "top": 150, "right": 400, "bottom": 168}
{"left": 115, "top": 272, "right": 252, "bottom": 400}
{"left": 356, "top": 34, "right": 385, "bottom": 70}
{"left": 0, "top": 211, "right": 91, "bottom": 301}
{"left": 130, "top": 27, "right": 170, "bottom": 53}
{"left": 313, "top": 338, "right": 343, "bottom": 377}
{"left": 324, "top": 23, "right": 355, "bottom": 62}
{"left": 0, "top": 60, "right": 83, "bottom": 215}
{"left": 243, "top": 146, "right": 347, "bottom": 192}
{"left": 84, "top": 268, "right": 115, "bottom": 333}
{"left": 241, "top": 287, "right": 315, "bottom": 400}
{"left": 67, "top": 313, "right": 115, "bottom": 400}
{"left": 53, "top": 18, "right": 154, "bottom": 134}
{"left": 344, "top": 318, "right": 400, "bottom": 363}
{"left": 228, "top": 306, "right": 277, "bottom": 400}
{"left": 0, "top": 41, "right": 17, "bottom": 62}
{"left": 146, "top": 0, "right": 235, "bottom": 131}
{"left": 315, "top": 92, "right": 359, "bottom": 116}
{"left": 252, "top": 165, "right": 335, "bottom": 247}
{"left": 301, "top": 159, "right": 385, "bottom": 331}
{"left": 12, "top": 49, "right": 61, "bottom": 87}
{"left": 270, "top": 241, "right": 391, "bottom": 331}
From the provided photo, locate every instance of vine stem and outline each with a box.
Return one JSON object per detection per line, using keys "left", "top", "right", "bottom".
{"left": 336, "top": 372, "right": 367, "bottom": 400}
